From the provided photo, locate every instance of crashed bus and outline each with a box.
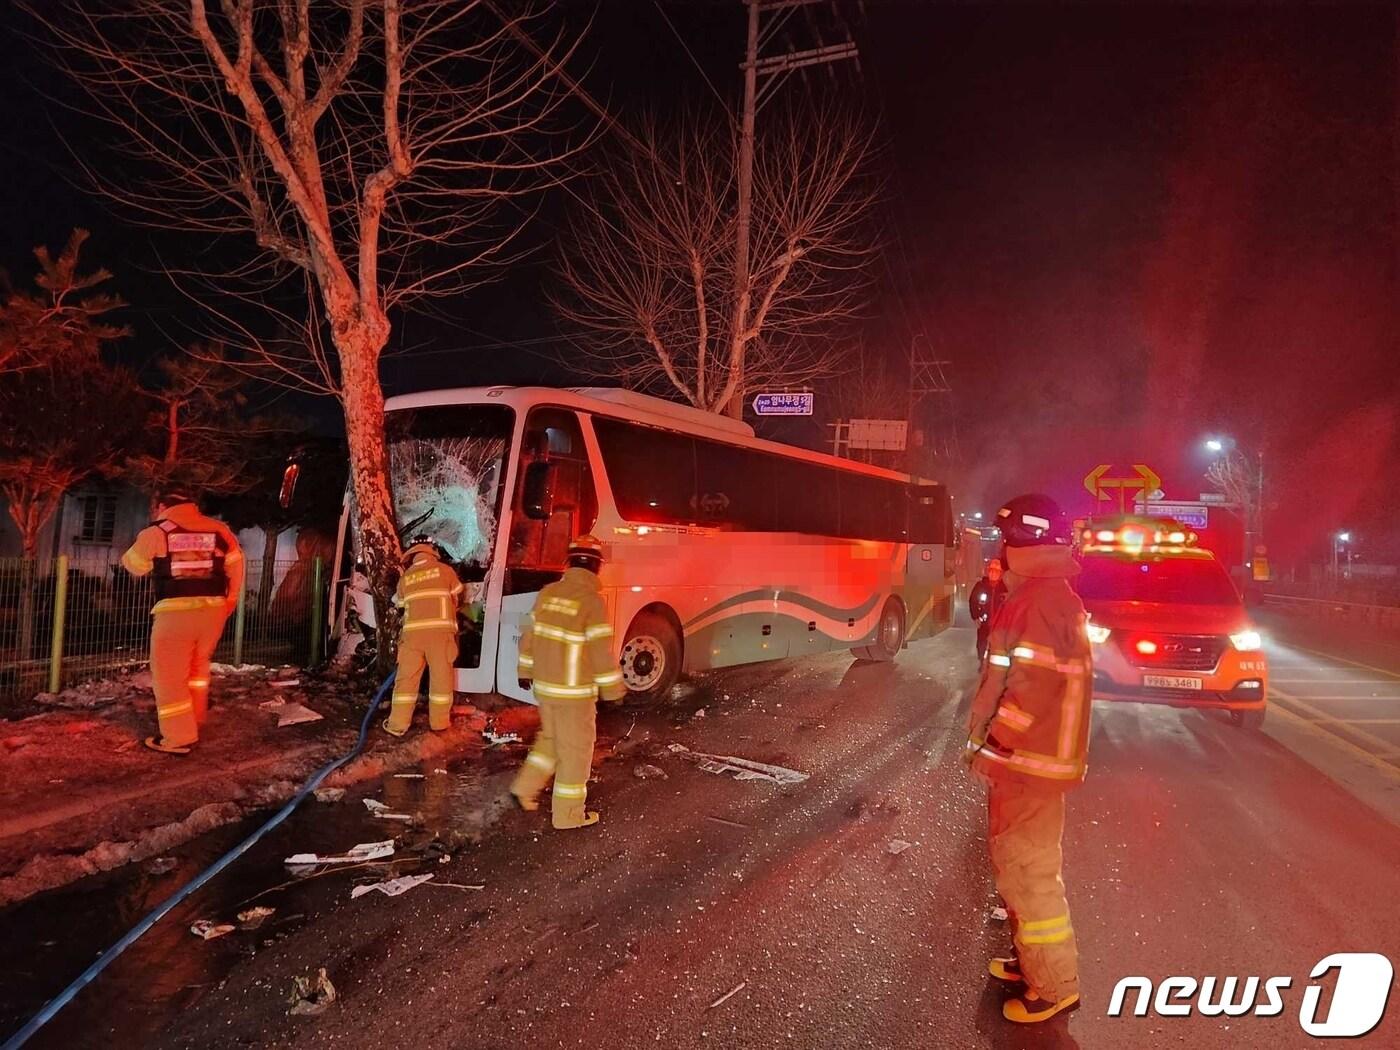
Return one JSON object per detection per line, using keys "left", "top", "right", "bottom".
{"left": 327, "top": 386, "right": 956, "bottom": 704}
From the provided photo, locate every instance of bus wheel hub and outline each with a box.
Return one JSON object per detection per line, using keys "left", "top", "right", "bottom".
{"left": 622, "top": 637, "right": 664, "bottom": 689}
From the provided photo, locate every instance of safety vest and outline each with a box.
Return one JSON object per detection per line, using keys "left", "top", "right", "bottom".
{"left": 967, "top": 575, "right": 1092, "bottom": 788}
{"left": 517, "top": 568, "right": 625, "bottom": 702}
{"left": 394, "top": 556, "right": 462, "bottom": 632}
{"left": 151, "top": 520, "right": 229, "bottom": 601}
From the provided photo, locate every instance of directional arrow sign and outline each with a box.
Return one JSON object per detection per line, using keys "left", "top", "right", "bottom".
{"left": 1084, "top": 463, "right": 1162, "bottom": 513}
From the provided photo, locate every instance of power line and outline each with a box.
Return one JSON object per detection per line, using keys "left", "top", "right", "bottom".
{"left": 651, "top": 0, "right": 731, "bottom": 112}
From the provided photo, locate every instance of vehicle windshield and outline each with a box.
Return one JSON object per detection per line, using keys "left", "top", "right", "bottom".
{"left": 1076, "top": 553, "right": 1240, "bottom": 606}
{"left": 385, "top": 404, "right": 515, "bottom": 569}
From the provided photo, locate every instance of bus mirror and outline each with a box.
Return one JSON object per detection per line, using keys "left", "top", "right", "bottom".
{"left": 522, "top": 461, "right": 555, "bottom": 520}
{"left": 279, "top": 462, "right": 301, "bottom": 510}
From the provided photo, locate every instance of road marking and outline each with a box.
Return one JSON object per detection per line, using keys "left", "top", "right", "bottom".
{"left": 1336, "top": 719, "right": 1400, "bottom": 725}
{"left": 1268, "top": 696, "right": 1400, "bottom": 781}
{"left": 1272, "top": 678, "right": 1389, "bottom": 686}
{"left": 1270, "top": 685, "right": 1400, "bottom": 770}
{"left": 1276, "top": 644, "right": 1400, "bottom": 682}
{"left": 1281, "top": 695, "right": 1400, "bottom": 702}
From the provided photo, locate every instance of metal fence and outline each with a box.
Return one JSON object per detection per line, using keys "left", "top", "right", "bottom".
{"left": 0, "top": 555, "right": 326, "bottom": 708}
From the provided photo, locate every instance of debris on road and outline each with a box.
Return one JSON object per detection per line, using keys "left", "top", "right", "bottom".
{"left": 887, "top": 840, "right": 912, "bottom": 855}
{"left": 706, "top": 815, "right": 749, "bottom": 829}
{"left": 189, "top": 920, "right": 235, "bottom": 940}
{"left": 288, "top": 968, "right": 337, "bottom": 1016}
{"left": 483, "top": 727, "right": 522, "bottom": 746}
{"left": 144, "top": 856, "right": 179, "bottom": 875}
{"left": 270, "top": 677, "right": 301, "bottom": 688}
{"left": 363, "top": 798, "right": 389, "bottom": 813}
{"left": 431, "top": 881, "right": 485, "bottom": 891}
{"left": 990, "top": 906, "right": 1009, "bottom": 922}
{"left": 693, "top": 708, "right": 706, "bottom": 719}
{"left": 237, "top": 906, "right": 276, "bottom": 930}
{"left": 350, "top": 873, "right": 435, "bottom": 899}
{"left": 312, "top": 787, "right": 346, "bottom": 803}
{"left": 668, "top": 744, "right": 808, "bottom": 785}
{"left": 633, "top": 763, "right": 668, "bottom": 780}
{"left": 275, "top": 703, "right": 324, "bottom": 727}
{"left": 392, "top": 773, "right": 425, "bottom": 780}
{"left": 284, "top": 841, "right": 395, "bottom": 867}
{"left": 708, "top": 981, "right": 747, "bottom": 1009}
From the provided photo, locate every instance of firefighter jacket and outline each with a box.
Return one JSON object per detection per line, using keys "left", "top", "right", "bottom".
{"left": 393, "top": 553, "right": 463, "bottom": 633}
{"left": 517, "top": 567, "right": 625, "bottom": 702}
{"left": 966, "top": 544, "right": 1092, "bottom": 791}
{"left": 121, "top": 503, "right": 244, "bottom": 614}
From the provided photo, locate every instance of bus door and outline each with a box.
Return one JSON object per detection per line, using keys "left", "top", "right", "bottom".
{"left": 905, "top": 483, "right": 954, "bottom": 640}
{"left": 497, "top": 407, "right": 600, "bottom": 703}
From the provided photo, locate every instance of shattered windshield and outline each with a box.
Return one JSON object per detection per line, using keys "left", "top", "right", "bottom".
{"left": 386, "top": 404, "right": 515, "bottom": 568}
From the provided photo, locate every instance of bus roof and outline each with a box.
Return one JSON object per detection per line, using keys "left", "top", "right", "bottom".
{"left": 384, "top": 385, "right": 934, "bottom": 486}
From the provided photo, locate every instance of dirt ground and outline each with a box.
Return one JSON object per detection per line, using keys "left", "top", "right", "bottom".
{"left": 0, "top": 665, "right": 534, "bottom": 906}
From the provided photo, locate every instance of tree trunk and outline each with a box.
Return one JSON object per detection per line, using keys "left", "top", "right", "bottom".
{"left": 258, "top": 525, "right": 281, "bottom": 615}
{"left": 335, "top": 328, "right": 402, "bottom": 671}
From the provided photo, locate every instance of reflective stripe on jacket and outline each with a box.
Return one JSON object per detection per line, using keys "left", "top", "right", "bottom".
{"left": 966, "top": 549, "right": 1092, "bottom": 790}
{"left": 517, "top": 567, "right": 624, "bottom": 702}
{"left": 393, "top": 555, "right": 463, "bottom": 632}
{"left": 121, "top": 503, "right": 244, "bottom": 615}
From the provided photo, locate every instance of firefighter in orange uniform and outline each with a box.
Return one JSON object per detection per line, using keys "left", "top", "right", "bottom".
{"left": 965, "top": 494, "right": 1092, "bottom": 1024}
{"left": 121, "top": 493, "right": 244, "bottom": 755}
{"left": 510, "top": 535, "right": 625, "bottom": 829}
{"left": 384, "top": 538, "right": 463, "bottom": 736}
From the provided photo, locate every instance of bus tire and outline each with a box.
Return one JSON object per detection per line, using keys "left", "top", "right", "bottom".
{"left": 620, "top": 610, "right": 682, "bottom": 702}
{"left": 854, "top": 598, "right": 905, "bottom": 662}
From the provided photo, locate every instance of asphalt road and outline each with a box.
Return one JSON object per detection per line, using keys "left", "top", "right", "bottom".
{"left": 13, "top": 623, "right": 1400, "bottom": 1050}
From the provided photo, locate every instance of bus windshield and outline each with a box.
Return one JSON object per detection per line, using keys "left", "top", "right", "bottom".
{"left": 1077, "top": 553, "right": 1240, "bottom": 606}
{"left": 386, "top": 404, "right": 514, "bottom": 570}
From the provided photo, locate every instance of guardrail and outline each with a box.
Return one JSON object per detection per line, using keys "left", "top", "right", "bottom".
{"left": 1262, "top": 592, "right": 1400, "bottom": 633}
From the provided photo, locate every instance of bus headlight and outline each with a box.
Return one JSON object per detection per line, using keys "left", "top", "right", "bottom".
{"left": 1230, "top": 629, "right": 1263, "bottom": 652}
{"left": 1086, "top": 621, "right": 1111, "bottom": 645}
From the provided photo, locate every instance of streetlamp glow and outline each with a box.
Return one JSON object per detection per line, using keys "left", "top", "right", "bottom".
{"left": 1337, "top": 531, "right": 1350, "bottom": 543}
{"left": 973, "top": 512, "right": 983, "bottom": 520}
{"left": 1205, "top": 438, "right": 1224, "bottom": 453}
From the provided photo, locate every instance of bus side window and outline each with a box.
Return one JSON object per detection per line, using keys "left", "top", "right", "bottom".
{"left": 508, "top": 408, "right": 597, "bottom": 572}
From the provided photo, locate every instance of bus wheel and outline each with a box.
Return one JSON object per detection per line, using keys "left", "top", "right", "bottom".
{"left": 1231, "top": 706, "right": 1266, "bottom": 731}
{"left": 620, "top": 611, "right": 682, "bottom": 702}
{"left": 855, "top": 598, "right": 905, "bottom": 662}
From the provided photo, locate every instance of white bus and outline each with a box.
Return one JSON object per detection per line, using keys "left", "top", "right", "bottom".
{"left": 331, "top": 386, "right": 955, "bottom": 703}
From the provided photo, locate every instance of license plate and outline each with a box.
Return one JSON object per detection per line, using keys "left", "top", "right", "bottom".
{"left": 1144, "top": 674, "right": 1202, "bottom": 690}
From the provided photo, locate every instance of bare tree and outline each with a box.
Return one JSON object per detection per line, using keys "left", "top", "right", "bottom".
{"left": 556, "top": 107, "right": 877, "bottom": 413}
{"left": 35, "top": 1, "right": 576, "bottom": 643}
{"left": 125, "top": 346, "right": 295, "bottom": 513}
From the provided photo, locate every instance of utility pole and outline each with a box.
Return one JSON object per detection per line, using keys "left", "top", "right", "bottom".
{"left": 726, "top": 0, "right": 861, "bottom": 419}
{"left": 907, "top": 335, "right": 956, "bottom": 476}
{"left": 729, "top": 0, "right": 760, "bottom": 420}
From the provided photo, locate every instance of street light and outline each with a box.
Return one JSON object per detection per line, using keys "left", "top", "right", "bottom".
{"left": 1333, "top": 531, "right": 1352, "bottom": 579}
{"left": 972, "top": 511, "right": 983, "bottom": 520}
{"left": 1202, "top": 433, "right": 1265, "bottom": 572}
{"left": 1204, "top": 438, "right": 1224, "bottom": 453}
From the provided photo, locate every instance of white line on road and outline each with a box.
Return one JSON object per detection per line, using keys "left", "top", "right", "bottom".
{"left": 1280, "top": 695, "right": 1400, "bottom": 702}
{"left": 1272, "top": 678, "right": 1390, "bottom": 685}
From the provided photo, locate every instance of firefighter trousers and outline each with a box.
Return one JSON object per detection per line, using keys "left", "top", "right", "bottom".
{"left": 510, "top": 697, "right": 597, "bottom": 829}
{"left": 987, "top": 779, "right": 1080, "bottom": 1003}
{"left": 150, "top": 603, "right": 229, "bottom": 747}
{"left": 388, "top": 629, "right": 458, "bottom": 733}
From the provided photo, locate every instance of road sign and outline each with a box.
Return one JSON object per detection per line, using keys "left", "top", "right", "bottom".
{"left": 1134, "top": 500, "right": 1209, "bottom": 529}
{"left": 1199, "top": 492, "right": 1229, "bottom": 505}
{"left": 1084, "top": 464, "right": 1162, "bottom": 513}
{"left": 752, "top": 392, "right": 813, "bottom": 416}
{"left": 846, "top": 418, "right": 907, "bottom": 451}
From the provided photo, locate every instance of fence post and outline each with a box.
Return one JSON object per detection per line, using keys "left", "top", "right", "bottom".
{"left": 47, "top": 555, "right": 69, "bottom": 694}
{"left": 308, "top": 556, "right": 324, "bottom": 666}
{"left": 233, "top": 571, "right": 248, "bottom": 668}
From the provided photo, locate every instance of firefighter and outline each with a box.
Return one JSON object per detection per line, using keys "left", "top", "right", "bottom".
{"left": 385, "top": 538, "right": 463, "bottom": 737}
{"left": 964, "top": 494, "right": 1092, "bottom": 1024}
{"left": 969, "top": 557, "right": 1008, "bottom": 665}
{"left": 121, "top": 493, "right": 244, "bottom": 755}
{"left": 510, "top": 534, "right": 625, "bottom": 830}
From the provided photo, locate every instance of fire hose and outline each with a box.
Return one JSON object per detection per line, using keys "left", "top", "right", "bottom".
{"left": 1, "top": 671, "right": 397, "bottom": 1050}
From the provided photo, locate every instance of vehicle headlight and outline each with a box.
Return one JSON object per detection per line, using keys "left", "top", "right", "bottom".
{"left": 1085, "top": 620, "right": 1111, "bottom": 645}
{"left": 1230, "top": 629, "right": 1263, "bottom": 652}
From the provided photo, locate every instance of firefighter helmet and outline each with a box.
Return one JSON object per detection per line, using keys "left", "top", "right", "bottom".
{"left": 567, "top": 533, "right": 605, "bottom": 571}
{"left": 402, "top": 535, "right": 446, "bottom": 565}
{"left": 995, "top": 494, "right": 1072, "bottom": 548}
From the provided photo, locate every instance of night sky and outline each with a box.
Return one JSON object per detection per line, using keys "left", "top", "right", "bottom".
{"left": 0, "top": 1, "right": 1395, "bottom": 564}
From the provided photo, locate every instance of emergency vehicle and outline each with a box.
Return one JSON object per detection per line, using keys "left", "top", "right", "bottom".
{"left": 1075, "top": 518, "right": 1268, "bottom": 729}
